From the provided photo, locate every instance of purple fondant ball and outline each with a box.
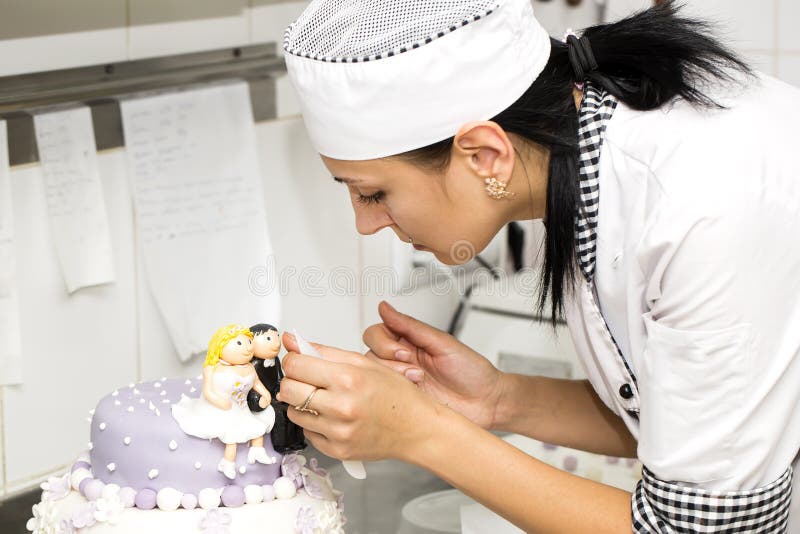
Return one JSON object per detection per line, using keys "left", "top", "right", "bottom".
{"left": 119, "top": 487, "right": 137, "bottom": 508}
{"left": 181, "top": 493, "right": 198, "bottom": 510}
{"left": 543, "top": 442, "right": 558, "bottom": 451}
{"left": 78, "top": 477, "right": 93, "bottom": 495}
{"left": 563, "top": 455, "right": 579, "bottom": 472}
{"left": 135, "top": 489, "right": 158, "bottom": 510}
{"left": 221, "top": 486, "right": 245, "bottom": 508}
{"left": 83, "top": 479, "right": 105, "bottom": 501}
{"left": 71, "top": 461, "right": 91, "bottom": 473}
{"left": 606, "top": 456, "right": 620, "bottom": 465}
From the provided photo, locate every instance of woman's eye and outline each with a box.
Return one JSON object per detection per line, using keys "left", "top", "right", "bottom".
{"left": 237, "top": 341, "right": 242, "bottom": 346}
{"left": 356, "top": 191, "right": 385, "bottom": 205}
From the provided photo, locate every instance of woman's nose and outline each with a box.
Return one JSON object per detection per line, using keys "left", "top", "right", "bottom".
{"left": 354, "top": 206, "right": 393, "bottom": 236}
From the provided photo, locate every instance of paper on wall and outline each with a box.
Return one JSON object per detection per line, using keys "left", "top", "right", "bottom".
{"left": 33, "top": 106, "right": 115, "bottom": 293}
{"left": 0, "top": 120, "right": 23, "bottom": 384}
{"left": 121, "top": 81, "right": 280, "bottom": 361}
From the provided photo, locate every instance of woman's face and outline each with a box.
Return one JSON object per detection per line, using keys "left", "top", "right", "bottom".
{"left": 322, "top": 155, "right": 492, "bottom": 264}
{"left": 320, "top": 123, "right": 541, "bottom": 265}
{"left": 222, "top": 334, "right": 254, "bottom": 365}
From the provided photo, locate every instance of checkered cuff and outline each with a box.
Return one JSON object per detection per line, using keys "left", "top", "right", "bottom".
{"left": 632, "top": 466, "right": 793, "bottom": 533}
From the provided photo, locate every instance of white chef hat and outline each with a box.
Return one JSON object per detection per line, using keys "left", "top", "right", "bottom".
{"left": 283, "top": 0, "right": 552, "bottom": 161}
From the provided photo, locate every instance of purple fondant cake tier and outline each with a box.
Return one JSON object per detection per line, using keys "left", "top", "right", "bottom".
{"left": 89, "top": 378, "right": 282, "bottom": 494}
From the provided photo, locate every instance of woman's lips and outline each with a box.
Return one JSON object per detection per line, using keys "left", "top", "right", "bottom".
{"left": 412, "top": 244, "right": 427, "bottom": 251}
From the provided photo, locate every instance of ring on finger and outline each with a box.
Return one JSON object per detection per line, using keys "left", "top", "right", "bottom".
{"left": 294, "top": 386, "right": 320, "bottom": 416}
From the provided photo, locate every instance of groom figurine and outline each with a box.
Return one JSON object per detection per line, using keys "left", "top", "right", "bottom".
{"left": 247, "top": 323, "right": 307, "bottom": 453}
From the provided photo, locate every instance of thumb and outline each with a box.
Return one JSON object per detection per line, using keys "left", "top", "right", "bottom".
{"left": 378, "top": 301, "right": 444, "bottom": 353}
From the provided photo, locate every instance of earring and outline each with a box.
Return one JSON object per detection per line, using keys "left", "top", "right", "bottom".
{"left": 485, "top": 177, "right": 514, "bottom": 200}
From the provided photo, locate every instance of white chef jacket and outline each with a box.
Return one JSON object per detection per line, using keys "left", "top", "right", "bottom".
{"left": 563, "top": 73, "right": 800, "bottom": 526}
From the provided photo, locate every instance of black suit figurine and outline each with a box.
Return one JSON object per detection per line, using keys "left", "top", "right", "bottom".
{"left": 247, "top": 323, "right": 307, "bottom": 453}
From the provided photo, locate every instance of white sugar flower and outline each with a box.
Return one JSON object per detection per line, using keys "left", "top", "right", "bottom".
{"left": 40, "top": 473, "right": 71, "bottom": 502}
{"left": 93, "top": 493, "right": 125, "bottom": 525}
{"left": 26, "top": 501, "right": 61, "bottom": 534}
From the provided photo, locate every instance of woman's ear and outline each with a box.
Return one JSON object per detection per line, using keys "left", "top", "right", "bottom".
{"left": 453, "top": 121, "right": 514, "bottom": 185}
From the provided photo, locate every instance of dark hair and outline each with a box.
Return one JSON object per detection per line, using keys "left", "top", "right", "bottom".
{"left": 250, "top": 323, "right": 278, "bottom": 336}
{"left": 395, "top": 1, "right": 751, "bottom": 325}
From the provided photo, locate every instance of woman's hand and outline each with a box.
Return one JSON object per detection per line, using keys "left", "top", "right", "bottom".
{"left": 363, "top": 301, "right": 506, "bottom": 430}
{"left": 278, "top": 332, "right": 440, "bottom": 463}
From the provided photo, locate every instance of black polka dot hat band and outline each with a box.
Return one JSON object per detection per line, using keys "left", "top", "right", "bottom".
{"left": 283, "top": 0, "right": 551, "bottom": 160}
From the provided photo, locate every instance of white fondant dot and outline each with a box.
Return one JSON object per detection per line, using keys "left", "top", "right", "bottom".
{"left": 244, "top": 485, "right": 264, "bottom": 505}
{"left": 139, "top": 398, "right": 146, "bottom": 404}
{"left": 160, "top": 390, "right": 167, "bottom": 396}
{"left": 89, "top": 409, "right": 95, "bottom": 415}
{"left": 161, "top": 376, "right": 167, "bottom": 382}
{"left": 114, "top": 400, "right": 121, "bottom": 406}
{"left": 198, "top": 488, "right": 220, "bottom": 510}
{"left": 169, "top": 440, "right": 178, "bottom": 451}
{"left": 239, "top": 465, "right": 247, "bottom": 475}
{"left": 156, "top": 488, "right": 182, "bottom": 511}
{"left": 162, "top": 399, "right": 170, "bottom": 404}
{"left": 102, "top": 484, "right": 120, "bottom": 499}
{"left": 184, "top": 379, "right": 191, "bottom": 385}
{"left": 107, "top": 463, "right": 116, "bottom": 472}
{"left": 194, "top": 462, "right": 202, "bottom": 470}
{"left": 190, "top": 387, "right": 197, "bottom": 393}
{"left": 154, "top": 382, "right": 162, "bottom": 388}
{"left": 85, "top": 417, "right": 92, "bottom": 424}
{"left": 99, "top": 422, "right": 107, "bottom": 431}
{"left": 127, "top": 406, "right": 134, "bottom": 413}
{"left": 196, "top": 375, "right": 202, "bottom": 380}
{"left": 128, "top": 383, "right": 135, "bottom": 388}
{"left": 155, "top": 409, "right": 161, "bottom": 417}
{"left": 123, "top": 436, "right": 131, "bottom": 445}
{"left": 112, "top": 390, "right": 119, "bottom": 397}
{"left": 87, "top": 442, "right": 93, "bottom": 450}
{"left": 148, "top": 401, "right": 156, "bottom": 411}
{"left": 273, "top": 477, "right": 297, "bottom": 499}
{"left": 148, "top": 469, "right": 159, "bottom": 479}
{"left": 134, "top": 389, "right": 141, "bottom": 396}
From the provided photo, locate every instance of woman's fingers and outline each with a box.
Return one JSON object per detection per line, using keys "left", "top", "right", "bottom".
{"left": 281, "top": 351, "right": 345, "bottom": 388}
{"left": 377, "top": 301, "right": 446, "bottom": 354}
{"left": 282, "top": 332, "right": 369, "bottom": 367}
{"left": 363, "top": 349, "right": 420, "bottom": 376}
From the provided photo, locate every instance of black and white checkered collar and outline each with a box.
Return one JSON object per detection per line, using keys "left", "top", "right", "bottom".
{"left": 575, "top": 83, "right": 618, "bottom": 283}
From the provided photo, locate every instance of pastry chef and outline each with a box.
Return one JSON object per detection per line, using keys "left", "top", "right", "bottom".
{"left": 275, "top": 0, "right": 800, "bottom": 531}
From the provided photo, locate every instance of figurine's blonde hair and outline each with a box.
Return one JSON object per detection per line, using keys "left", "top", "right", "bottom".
{"left": 205, "top": 324, "right": 252, "bottom": 367}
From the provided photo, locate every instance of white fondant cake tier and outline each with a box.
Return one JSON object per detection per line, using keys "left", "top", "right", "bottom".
{"left": 32, "top": 488, "right": 344, "bottom": 534}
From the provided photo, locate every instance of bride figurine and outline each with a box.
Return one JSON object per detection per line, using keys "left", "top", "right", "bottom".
{"left": 172, "top": 324, "right": 277, "bottom": 479}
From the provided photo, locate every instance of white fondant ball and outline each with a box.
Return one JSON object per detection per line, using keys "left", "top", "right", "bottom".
{"left": 181, "top": 493, "right": 198, "bottom": 510}
{"left": 70, "top": 468, "right": 91, "bottom": 491}
{"left": 169, "top": 440, "right": 178, "bottom": 451}
{"left": 273, "top": 477, "right": 297, "bottom": 500}
{"left": 198, "top": 488, "right": 220, "bottom": 510}
{"left": 244, "top": 485, "right": 263, "bottom": 505}
{"left": 119, "top": 487, "right": 137, "bottom": 508}
{"left": 261, "top": 484, "right": 276, "bottom": 501}
{"left": 156, "top": 488, "right": 182, "bottom": 511}
{"left": 102, "top": 484, "right": 121, "bottom": 499}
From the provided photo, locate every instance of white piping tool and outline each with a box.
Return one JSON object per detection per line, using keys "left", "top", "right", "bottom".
{"left": 292, "top": 330, "right": 367, "bottom": 480}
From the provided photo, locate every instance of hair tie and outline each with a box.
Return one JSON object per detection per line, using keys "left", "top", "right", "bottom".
{"left": 566, "top": 34, "right": 598, "bottom": 81}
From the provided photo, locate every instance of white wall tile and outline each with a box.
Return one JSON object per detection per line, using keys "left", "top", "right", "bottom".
{"left": 778, "top": 0, "right": 800, "bottom": 51}
{"left": 604, "top": 0, "right": 651, "bottom": 22}
{"left": 358, "top": 230, "right": 461, "bottom": 342}
{"left": 256, "top": 117, "right": 362, "bottom": 349}
{"left": 250, "top": 0, "right": 308, "bottom": 46}
{"left": 0, "top": 0, "right": 126, "bottom": 76}
{"left": 742, "top": 50, "right": 778, "bottom": 76}
{"left": 3, "top": 150, "right": 138, "bottom": 486}
{"left": 778, "top": 55, "right": 800, "bottom": 87}
{"left": 679, "top": 0, "right": 777, "bottom": 53}
{"left": 128, "top": 0, "right": 250, "bottom": 60}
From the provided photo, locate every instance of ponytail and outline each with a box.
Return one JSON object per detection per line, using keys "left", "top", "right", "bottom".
{"left": 397, "top": 0, "right": 752, "bottom": 325}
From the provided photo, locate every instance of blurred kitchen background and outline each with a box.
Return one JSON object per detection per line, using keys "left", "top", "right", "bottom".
{"left": 0, "top": 0, "right": 797, "bottom": 532}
